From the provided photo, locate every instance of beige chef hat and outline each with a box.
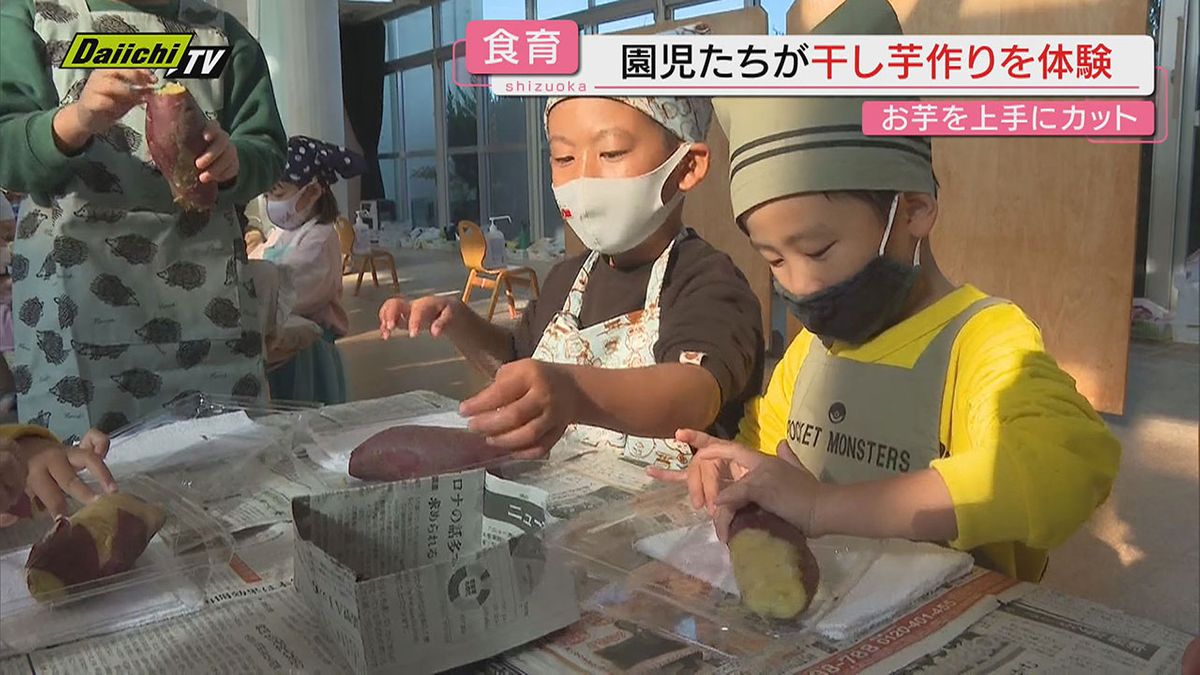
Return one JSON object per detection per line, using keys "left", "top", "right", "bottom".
{"left": 545, "top": 24, "right": 714, "bottom": 144}
{"left": 714, "top": 0, "right": 936, "bottom": 220}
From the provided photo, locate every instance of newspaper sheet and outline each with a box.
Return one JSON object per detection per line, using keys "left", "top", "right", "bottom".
{"left": 26, "top": 584, "right": 348, "bottom": 675}
{"left": 293, "top": 470, "right": 579, "bottom": 674}
{"left": 891, "top": 584, "right": 1196, "bottom": 675}
{"left": 493, "top": 611, "right": 733, "bottom": 675}
{"left": 712, "top": 568, "right": 1019, "bottom": 675}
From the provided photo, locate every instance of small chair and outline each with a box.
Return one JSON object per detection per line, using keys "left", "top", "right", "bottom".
{"left": 457, "top": 220, "right": 539, "bottom": 321}
{"left": 335, "top": 217, "right": 399, "bottom": 296}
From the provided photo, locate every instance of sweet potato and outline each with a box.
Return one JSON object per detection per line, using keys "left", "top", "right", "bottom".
{"left": 348, "top": 425, "right": 512, "bottom": 481}
{"left": 145, "top": 82, "right": 216, "bottom": 213}
{"left": 727, "top": 504, "right": 820, "bottom": 620}
{"left": 25, "top": 492, "right": 166, "bottom": 602}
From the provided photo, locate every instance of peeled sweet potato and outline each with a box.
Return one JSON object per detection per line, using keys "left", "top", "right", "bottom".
{"left": 727, "top": 504, "right": 820, "bottom": 620}
{"left": 25, "top": 492, "right": 166, "bottom": 602}
{"left": 348, "top": 425, "right": 512, "bottom": 481}
{"left": 145, "top": 82, "right": 216, "bottom": 213}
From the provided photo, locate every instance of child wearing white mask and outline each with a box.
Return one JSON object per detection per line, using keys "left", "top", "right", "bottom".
{"left": 379, "top": 95, "right": 764, "bottom": 469}
{"left": 251, "top": 136, "right": 363, "bottom": 405}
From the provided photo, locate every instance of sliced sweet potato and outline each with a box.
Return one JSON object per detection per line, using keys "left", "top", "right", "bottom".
{"left": 25, "top": 492, "right": 167, "bottom": 602}
{"left": 348, "top": 425, "right": 512, "bottom": 481}
{"left": 145, "top": 82, "right": 216, "bottom": 213}
{"left": 727, "top": 504, "right": 820, "bottom": 620}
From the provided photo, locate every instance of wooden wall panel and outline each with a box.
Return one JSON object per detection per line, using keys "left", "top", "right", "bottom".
{"left": 562, "top": 8, "right": 774, "bottom": 338}
{"left": 786, "top": 0, "right": 1147, "bottom": 414}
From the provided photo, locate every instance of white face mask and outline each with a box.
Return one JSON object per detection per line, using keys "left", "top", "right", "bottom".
{"left": 552, "top": 143, "right": 691, "bottom": 255}
{"left": 266, "top": 183, "right": 313, "bottom": 231}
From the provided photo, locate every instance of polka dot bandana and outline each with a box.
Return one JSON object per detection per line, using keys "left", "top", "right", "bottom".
{"left": 284, "top": 135, "right": 366, "bottom": 186}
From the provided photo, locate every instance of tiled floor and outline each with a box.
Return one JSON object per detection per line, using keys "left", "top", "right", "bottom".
{"left": 336, "top": 249, "right": 1200, "bottom": 635}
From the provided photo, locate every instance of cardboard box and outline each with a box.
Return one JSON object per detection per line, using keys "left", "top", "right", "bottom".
{"left": 292, "top": 469, "right": 579, "bottom": 674}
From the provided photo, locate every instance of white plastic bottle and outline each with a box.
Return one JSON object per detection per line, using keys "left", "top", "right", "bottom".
{"left": 484, "top": 223, "right": 506, "bottom": 269}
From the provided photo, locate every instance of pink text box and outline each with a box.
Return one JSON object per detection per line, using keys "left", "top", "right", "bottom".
{"left": 862, "top": 100, "right": 1155, "bottom": 137}
{"left": 465, "top": 20, "right": 578, "bottom": 76}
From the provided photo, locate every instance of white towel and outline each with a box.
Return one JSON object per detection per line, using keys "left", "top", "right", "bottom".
{"left": 634, "top": 524, "right": 972, "bottom": 641}
{"left": 816, "top": 538, "right": 974, "bottom": 642}
{"left": 634, "top": 524, "right": 880, "bottom": 630}
{"left": 306, "top": 410, "right": 471, "bottom": 474}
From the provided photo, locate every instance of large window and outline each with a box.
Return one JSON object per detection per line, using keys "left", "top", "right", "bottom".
{"left": 441, "top": 0, "right": 525, "bottom": 44}
{"left": 671, "top": 0, "right": 746, "bottom": 20}
{"left": 536, "top": 0, "right": 587, "bottom": 19}
{"left": 386, "top": 8, "right": 433, "bottom": 59}
{"left": 597, "top": 13, "right": 654, "bottom": 33}
{"left": 380, "top": 0, "right": 726, "bottom": 240}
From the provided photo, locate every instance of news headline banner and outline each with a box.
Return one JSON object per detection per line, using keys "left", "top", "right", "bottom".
{"left": 470, "top": 32, "right": 1153, "bottom": 97}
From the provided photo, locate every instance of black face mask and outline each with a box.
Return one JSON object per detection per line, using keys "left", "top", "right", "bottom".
{"left": 774, "top": 196, "right": 920, "bottom": 345}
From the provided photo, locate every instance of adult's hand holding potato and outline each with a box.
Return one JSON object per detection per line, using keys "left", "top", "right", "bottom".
{"left": 52, "top": 69, "right": 156, "bottom": 153}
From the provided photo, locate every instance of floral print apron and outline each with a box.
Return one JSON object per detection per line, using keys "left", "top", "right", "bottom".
{"left": 532, "top": 235, "right": 692, "bottom": 470}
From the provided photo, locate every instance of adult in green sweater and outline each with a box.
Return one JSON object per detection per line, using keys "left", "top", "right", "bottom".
{"left": 0, "top": 0, "right": 286, "bottom": 441}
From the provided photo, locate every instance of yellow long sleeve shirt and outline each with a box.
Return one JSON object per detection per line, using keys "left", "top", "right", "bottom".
{"left": 738, "top": 285, "right": 1121, "bottom": 581}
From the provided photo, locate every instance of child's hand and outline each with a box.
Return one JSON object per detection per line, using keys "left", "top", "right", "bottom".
{"left": 78, "top": 428, "right": 111, "bottom": 460}
{"left": 196, "top": 120, "right": 239, "bottom": 185}
{"left": 647, "top": 429, "right": 762, "bottom": 516}
{"left": 0, "top": 441, "right": 28, "bottom": 524}
{"left": 55, "top": 69, "right": 155, "bottom": 150}
{"left": 379, "top": 296, "right": 463, "bottom": 340}
{"left": 16, "top": 436, "right": 118, "bottom": 517}
{"left": 459, "top": 359, "right": 577, "bottom": 459}
{"left": 705, "top": 440, "right": 828, "bottom": 543}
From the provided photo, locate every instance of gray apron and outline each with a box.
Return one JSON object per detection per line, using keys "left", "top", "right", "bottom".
{"left": 785, "top": 297, "right": 1006, "bottom": 484}
{"left": 13, "top": 0, "right": 265, "bottom": 442}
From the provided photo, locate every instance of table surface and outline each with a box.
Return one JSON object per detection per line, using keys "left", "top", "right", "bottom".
{"left": 1, "top": 392, "right": 1193, "bottom": 675}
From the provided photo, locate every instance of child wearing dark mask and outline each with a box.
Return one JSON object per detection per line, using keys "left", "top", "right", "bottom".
{"left": 651, "top": 0, "right": 1120, "bottom": 582}
{"left": 379, "top": 95, "right": 764, "bottom": 470}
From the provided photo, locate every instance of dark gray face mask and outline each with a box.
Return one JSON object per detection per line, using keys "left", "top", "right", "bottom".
{"left": 774, "top": 196, "right": 921, "bottom": 345}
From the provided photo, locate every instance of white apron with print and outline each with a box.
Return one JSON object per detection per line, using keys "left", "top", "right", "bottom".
{"left": 532, "top": 239, "right": 691, "bottom": 470}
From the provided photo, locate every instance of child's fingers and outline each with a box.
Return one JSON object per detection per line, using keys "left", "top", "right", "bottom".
{"left": 195, "top": 132, "right": 230, "bottom": 171}
{"left": 469, "top": 394, "right": 540, "bottom": 439}
{"left": 71, "top": 450, "right": 117, "bottom": 493}
{"left": 0, "top": 513, "right": 18, "bottom": 528}
{"left": 430, "top": 305, "right": 455, "bottom": 337}
{"left": 674, "top": 428, "right": 714, "bottom": 449}
{"left": 26, "top": 472, "right": 68, "bottom": 517}
{"left": 775, "top": 439, "right": 803, "bottom": 468}
{"left": 48, "top": 455, "right": 97, "bottom": 505}
{"left": 645, "top": 466, "right": 686, "bottom": 482}
{"left": 460, "top": 376, "right": 525, "bottom": 417}
{"left": 81, "top": 431, "right": 111, "bottom": 459}
{"left": 700, "top": 460, "right": 722, "bottom": 515}
{"left": 713, "top": 505, "right": 735, "bottom": 543}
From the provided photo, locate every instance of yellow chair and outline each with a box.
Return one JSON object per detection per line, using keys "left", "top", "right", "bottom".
{"left": 335, "top": 217, "right": 400, "bottom": 296}
{"left": 457, "top": 220, "right": 539, "bottom": 321}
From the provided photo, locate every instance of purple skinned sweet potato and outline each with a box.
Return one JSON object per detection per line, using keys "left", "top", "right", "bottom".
{"left": 145, "top": 82, "right": 216, "bottom": 213}
{"left": 348, "top": 425, "right": 513, "bottom": 481}
{"left": 727, "top": 504, "right": 820, "bottom": 620}
{"left": 25, "top": 492, "right": 166, "bottom": 602}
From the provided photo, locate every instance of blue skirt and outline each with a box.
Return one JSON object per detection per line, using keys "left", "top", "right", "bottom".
{"left": 268, "top": 327, "right": 347, "bottom": 406}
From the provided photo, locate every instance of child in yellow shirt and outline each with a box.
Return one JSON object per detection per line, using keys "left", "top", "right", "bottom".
{"left": 652, "top": 0, "right": 1120, "bottom": 581}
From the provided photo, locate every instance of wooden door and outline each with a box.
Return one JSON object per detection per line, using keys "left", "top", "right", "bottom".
{"left": 786, "top": 0, "right": 1148, "bottom": 414}
{"left": 563, "top": 8, "right": 774, "bottom": 339}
